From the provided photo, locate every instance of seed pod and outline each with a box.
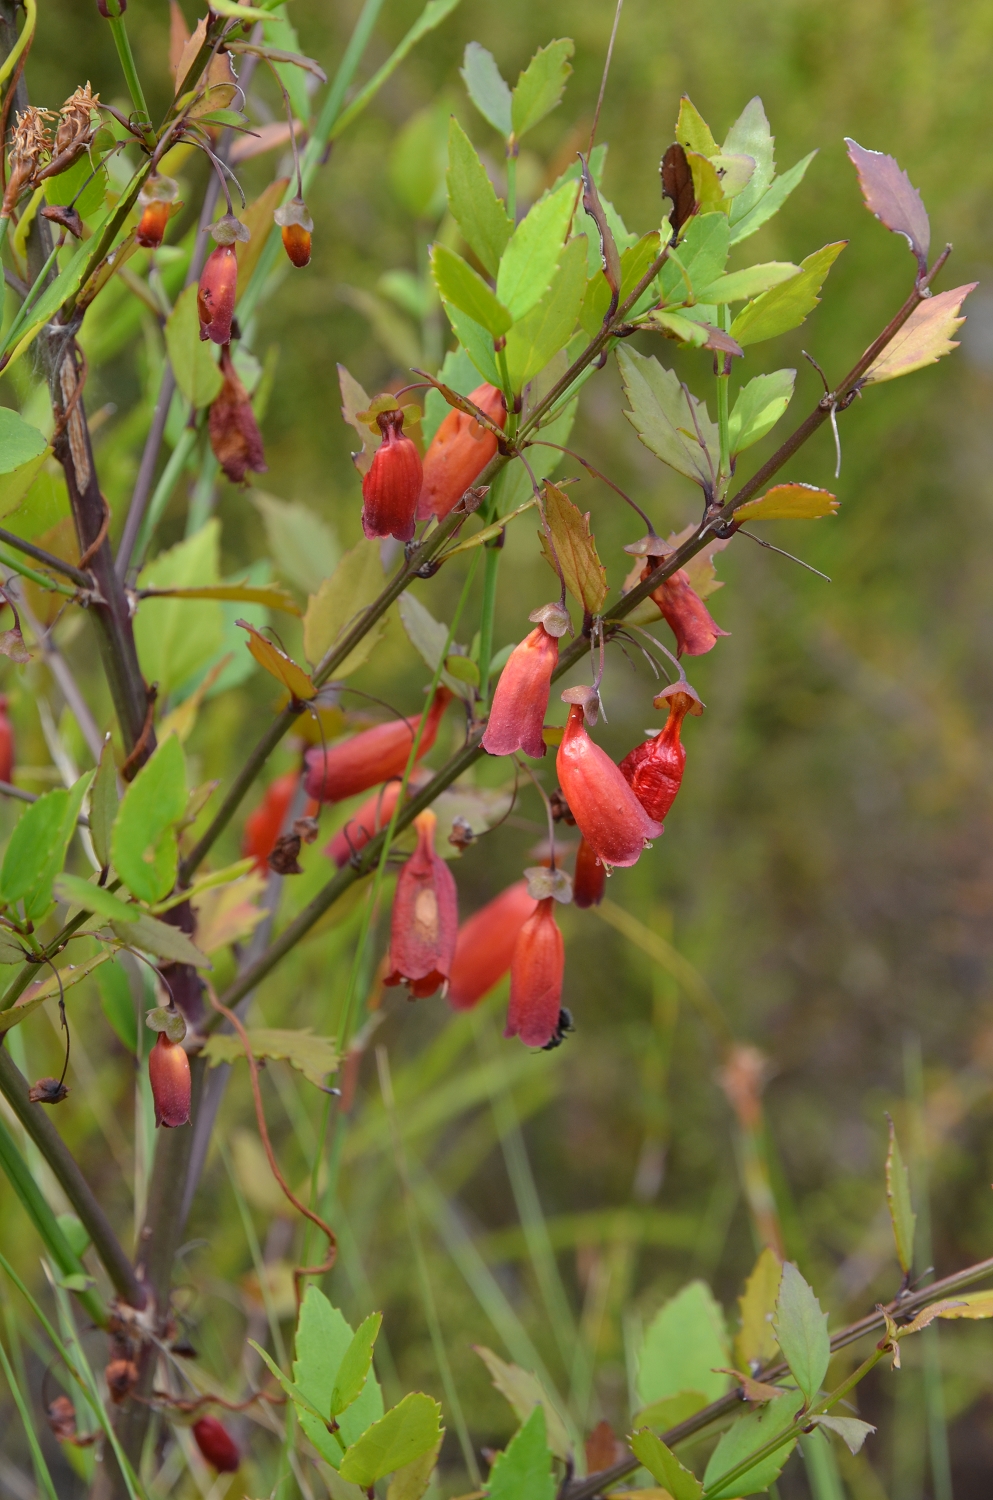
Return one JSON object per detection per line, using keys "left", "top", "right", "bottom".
{"left": 304, "top": 687, "right": 450, "bottom": 803}
{"left": 482, "top": 623, "right": 559, "bottom": 760}
{"left": 417, "top": 383, "right": 507, "bottom": 521}
{"left": 361, "top": 408, "right": 422, "bottom": 542}
{"left": 619, "top": 682, "right": 703, "bottom": 823}
{"left": 505, "top": 897, "right": 565, "bottom": 1048}
{"left": 447, "top": 881, "right": 537, "bottom": 1011}
{"left": 208, "top": 343, "right": 267, "bottom": 483}
{"left": 197, "top": 244, "right": 238, "bottom": 344}
{"left": 148, "top": 1032, "right": 191, "bottom": 1128}
{"left": 192, "top": 1416, "right": 240, "bottom": 1473}
{"left": 556, "top": 704, "right": 662, "bottom": 869}
{"left": 571, "top": 837, "right": 605, "bottom": 909}
{"left": 383, "top": 810, "right": 458, "bottom": 999}
{"left": 274, "top": 196, "right": 313, "bottom": 267}
{"left": 0, "top": 695, "right": 14, "bottom": 783}
{"left": 135, "top": 175, "right": 179, "bottom": 249}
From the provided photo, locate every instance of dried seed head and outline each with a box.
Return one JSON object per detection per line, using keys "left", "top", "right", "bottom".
{"left": 3, "top": 107, "right": 54, "bottom": 214}
{"left": 267, "top": 832, "right": 303, "bottom": 875}
{"left": 274, "top": 195, "right": 313, "bottom": 267}
{"left": 46, "top": 1395, "right": 79, "bottom": 1443}
{"left": 105, "top": 1358, "right": 138, "bottom": 1403}
{"left": 52, "top": 83, "right": 99, "bottom": 167}
{"left": 28, "top": 1077, "right": 70, "bottom": 1104}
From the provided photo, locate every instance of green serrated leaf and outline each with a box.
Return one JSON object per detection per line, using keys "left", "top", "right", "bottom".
{"left": 496, "top": 181, "right": 575, "bottom": 321}
{"left": 659, "top": 212, "right": 730, "bottom": 305}
{"left": 636, "top": 1280, "right": 730, "bottom": 1410}
{"left": 460, "top": 41, "right": 512, "bottom": 137}
{"left": 0, "top": 774, "right": 91, "bottom": 921}
{"left": 442, "top": 301, "right": 502, "bottom": 386}
{"left": 303, "top": 539, "right": 386, "bottom": 673}
{"left": 774, "top": 1262, "right": 829, "bottom": 1403}
{"left": 386, "top": 1436, "right": 442, "bottom": 1500}
{"left": 203, "top": 1028, "right": 337, "bottom": 1085}
{"left": 629, "top": 1429, "right": 702, "bottom": 1500}
{"left": 446, "top": 117, "right": 513, "bottom": 277}
{"left": 134, "top": 520, "right": 225, "bottom": 696}
{"left": 340, "top": 1392, "right": 443, "bottom": 1488}
{"left": 0, "top": 409, "right": 51, "bottom": 519}
{"left": 164, "top": 284, "right": 223, "bottom": 409}
{"left": 735, "top": 1247, "right": 783, "bottom": 1371}
{"left": 728, "top": 369, "right": 796, "bottom": 455}
{"left": 110, "top": 736, "right": 186, "bottom": 905}
{"left": 703, "top": 1392, "right": 804, "bottom": 1499}
{"left": 730, "top": 241, "right": 845, "bottom": 346}
{"left": 292, "top": 1288, "right": 384, "bottom": 1467}
{"left": 112, "top": 910, "right": 212, "bottom": 969}
{"left": 89, "top": 737, "right": 118, "bottom": 871}
{"left": 487, "top": 1405, "right": 555, "bottom": 1500}
{"left": 54, "top": 874, "right": 137, "bottom": 925}
{"left": 475, "top": 1346, "right": 571, "bottom": 1463}
{"left": 332, "top": 1313, "right": 383, "bottom": 1416}
{"left": 510, "top": 38, "right": 574, "bottom": 140}
{"left": 724, "top": 97, "right": 776, "bottom": 225}
{"left": 431, "top": 243, "right": 511, "bottom": 337}
{"left": 730, "top": 150, "right": 818, "bottom": 245}
{"left": 676, "top": 95, "right": 719, "bottom": 157}
{"left": 885, "top": 1114, "right": 917, "bottom": 1276}
{"left": 398, "top": 591, "right": 473, "bottom": 702}
{"left": 503, "top": 234, "right": 587, "bottom": 391}
{"left": 809, "top": 1414, "right": 876, "bottom": 1455}
{"left": 252, "top": 492, "right": 340, "bottom": 597}
{"left": 699, "top": 262, "right": 800, "bottom": 303}
{"left": 617, "top": 345, "right": 720, "bottom": 489}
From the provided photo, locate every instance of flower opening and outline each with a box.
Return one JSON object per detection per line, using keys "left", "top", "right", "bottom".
{"left": 639, "top": 554, "right": 728, "bottom": 657}
{"left": 482, "top": 623, "right": 558, "bottom": 759}
{"left": 555, "top": 704, "right": 662, "bottom": 868}
{"left": 505, "top": 897, "right": 565, "bottom": 1048}
{"left": 384, "top": 810, "right": 458, "bottom": 998}
{"left": 417, "top": 383, "right": 507, "bottom": 521}
{"left": 361, "top": 408, "right": 422, "bottom": 542}
{"left": 447, "top": 880, "right": 537, "bottom": 1011}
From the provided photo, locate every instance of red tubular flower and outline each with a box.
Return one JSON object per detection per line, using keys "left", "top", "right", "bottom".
{"left": 639, "top": 556, "right": 728, "bottom": 657}
{"left": 572, "top": 837, "right": 606, "bottom": 909}
{"left": 505, "top": 897, "right": 565, "bottom": 1047}
{"left": 0, "top": 695, "right": 13, "bottom": 784}
{"left": 135, "top": 175, "right": 179, "bottom": 249}
{"left": 208, "top": 343, "right": 267, "bottom": 483}
{"left": 619, "top": 682, "right": 704, "bottom": 824}
{"left": 361, "top": 409, "right": 422, "bottom": 542}
{"left": 304, "top": 687, "right": 451, "bottom": 804}
{"left": 556, "top": 705, "right": 662, "bottom": 868}
{"left": 447, "top": 881, "right": 537, "bottom": 1011}
{"left": 483, "top": 623, "right": 559, "bottom": 759}
{"left": 417, "top": 383, "right": 507, "bottom": 521}
{"left": 197, "top": 244, "right": 238, "bottom": 344}
{"left": 383, "top": 810, "right": 458, "bottom": 998}
{"left": 148, "top": 1033, "right": 191, "bottom": 1128}
{"left": 274, "top": 196, "right": 313, "bottom": 267}
{"left": 243, "top": 771, "right": 319, "bottom": 873}
{"left": 192, "top": 1416, "right": 240, "bottom": 1473}
{"left": 325, "top": 780, "right": 403, "bottom": 868}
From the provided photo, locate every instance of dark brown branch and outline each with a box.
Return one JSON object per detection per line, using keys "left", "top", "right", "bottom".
{"left": 0, "top": 528, "right": 92, "bottom": 588}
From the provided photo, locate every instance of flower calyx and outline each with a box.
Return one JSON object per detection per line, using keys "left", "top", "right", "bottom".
{"left": 523, "top": 865, "right": 572, "bottom": 904}
{"left": 145, "top": 1005, "right": 187, "bottom": 1043}
{"left": 529, "top": 600, "right": 572, "bottom": 638}
{"left": 207, "top": 212, "right": 250, "bottom": 247}
{"left": 274, "top": 196, "right": 313, "bottom": 267}
{"left": 560, "top": 683, "right": 600, "bottom": 728}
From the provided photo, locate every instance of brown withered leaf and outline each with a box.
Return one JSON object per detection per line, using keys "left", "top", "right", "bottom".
{"left": 236, "top": 620, "right": 317, "bottom": 702}
{"left": 41, "top": 204, "right": 83, "bottom": 238}
{"left": 580, "top": 154, "right": 620, "bottom": 305}
{"left": 28, "top": 1076, "right": 69, "bottom": 1104}
{"left": 267, "top": 832, "right": 303, "bottom": 875}
{"left": 585, "top": 1420, "right": 626, "bottom": 1474}
{"left": 716, "top": 1368, "right": 784, "bottom": 1404}
{"left": 539, "top": 482, "right": 608, "bottom": 617}
{"left": 863, "top": 283, "right": 977, "bottom": 385}
{"left": 845, "top": 139, "right": 930, "bottom": 273}
{"left": 660, "top": 142, "right": 696, "bottom": 236}
{"left": 0, "top": 627, "right": 30, "bottom": 663}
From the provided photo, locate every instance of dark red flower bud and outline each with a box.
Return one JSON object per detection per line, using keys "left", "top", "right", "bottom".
{"left": 326, "top": 780, "right": 403, "bottom": 868}
{"left": 383, "top": 810, "right": 458, "bottom": 999}
{"left": 197, "top": 245, "right": 238, "bottom": 344}
{"left": 447, "top": 880, "right": 537, "bottom": 1011}
{"left": 243, "top": 771, "right": 298, "bottom": 873}
{"left": 556, "top": 705, "right": 662, "bottom": 869}
{"left": 619, "top": 682, "right": 704, "bottom": 823}
{"left": 209, "top": 343, "right": 267, "bottom": 484}
{"left": 361, "top": 409, "right": 422, "bottom": 542}
{"left": 135, "top": 175, "right": 179, "bottom": 248}
{"left": 483, "top": 623, "right": 559, "bottom": 760}
{"left": 304, "top": 687, "right": 451, "bottom": 804}
{"left": 274, "top": 196, "right": 313, "bottom": 267}
{"left": 148, "top": 1032, "right": 191, "bottom": 1128}
{"left": 193, "top": 1416, "right": 240, "bottom": 1473}
{"left": 97, "top": 0, "right": 126, "bottom": 15}
{"left": 0, "top": 695, "right": 13, "bottom": 783}
{"left": 417, "top": 383, "right": 507, "bottom": 522}
{"left": 572, "top": 837, "right": 606, "bottom": 909}
{"left": 640, "top": 557, "right": 728, "bottom": 658}
{"left": 505, "top": 897, "right": 565, "bottom": 1048}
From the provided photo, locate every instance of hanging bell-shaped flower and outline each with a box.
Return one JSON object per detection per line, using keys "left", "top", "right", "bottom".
{"left": 148, "top": 1032, "right": 191, "bottom": 1128}
{"left": 556, "top": 703, "right": 662, "bottom": 869}
{"left": 417, "top": 383, "right": 507, "bottom": 521}
{"left": 274, "top": 195, "right": 313, "bottom": 267}
{"left": 635, "top": 549, "right": 728, "bottom": 658}
{"left": 383, "top": 810, "right": 458, "bottom": 998}
{"left": 135, "top": 174, "right": 179, "bottom": 249}
{"left": 505, "top": 897, "right": 565, "bottom": 1047}
{"left": 197, "top": 215, "right": 249, "bottom": 344}
{"left": 361, "top": 408, "right": 423, "bottom": 542}
{"left": 304, "top": 687, "right": 450, "bottom": 803}
{"left": 208, "top": 343, "right": 267, "bottom": 483}
{"left": 619, "top": 682, "right": 703, "bottom": 823}
{"left": 482, "top": 605, "right": 570, "bottom": 760}
{"left": 192, "top": 1416, "right": 240, "bottom": 1473}
{"left": 447, "top": 880, "right": 537, "bottom": 1011}
{"left": 572, "top": 836, "right": 606, "bottom": 909}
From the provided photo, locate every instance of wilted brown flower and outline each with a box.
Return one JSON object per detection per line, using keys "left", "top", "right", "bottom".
{"left": 2, "top": 107, "right": 54, "bottom": 215}
{"left": 47, "top": 83, "right": 99, "bottom": 176}
{"left": 208, "top": 343, "right": 267, "bottom": 483}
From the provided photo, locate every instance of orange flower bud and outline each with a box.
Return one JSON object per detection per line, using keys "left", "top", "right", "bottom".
{"left": 505, "top": 897, "right": 565, "bottom": 1047}
{"left": 556, "top": 705, "right": 662, "bottom": 869}
{"left": 384, "top": 810, "right": 458, "bottom": 999}
{"left": 482, "top": 623, "right": 559, "bottom": 759}
{"left": 197, "top": 244, "right": 238, "bottom": 344}
{"left": 572, "top": 836, "right": 605, "bottom": 909}
{"left": 148, "top": 1032, "right": 191, "bottom": 1128}
{"left": 135, "top": 175, "right": 179, "bottom": 249}
{"left": 640, "top": 556, "right": 728, "bottom": 658}
{"left": 0, "top": 695, "right": 13, "bottom": 784}
{"left": 192, "top": 1416, "right": 240, "bottom": 1473}
{"left": 417, "top": 383, "right": 507, "bottom": 521}
{"left": 304, "top": 687, "right": 450, "bottom": 804}
{"left": 361, "top": 409, "right": 422, "bottom": 542}
{"left": 208, "top": 343, "right": 267, "bottom": 483}
{"left": 447, "top": 880, "right": 537, "bottom": 1011}
{"left": 274, "top": 196, "right": 313, "bottom": 267}
{"left": 619, "top": 682, "right": 703, "bottom": 823}
{"left": 326, "top": 780, "right": 403, "bottom": 868}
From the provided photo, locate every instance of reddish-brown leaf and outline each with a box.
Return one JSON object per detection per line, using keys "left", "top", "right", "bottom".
{"left": 660, "top": 142, "right": 696, "bottom": 236}
{"left": 845, "top": 139, "right": 930, "bottom": 272}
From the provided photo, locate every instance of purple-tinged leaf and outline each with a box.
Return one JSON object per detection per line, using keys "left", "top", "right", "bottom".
{"left": 660, "top": 143, "right": 696, "bottom": 236}
{"left": 580, "top": 153, "right": 621, "bottom": 307}
{"left": 845, "top": 139, "right": 930, "bottom": 273}
{"left": 863, "top": 283, "right": 976, "bottom": 384}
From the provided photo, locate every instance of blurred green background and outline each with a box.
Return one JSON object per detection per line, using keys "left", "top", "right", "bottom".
{"left": 3, "top": 0, "right": 993, "bottom": 1496}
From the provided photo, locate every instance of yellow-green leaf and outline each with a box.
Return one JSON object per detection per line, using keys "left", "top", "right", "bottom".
{"left": 730, "top": 241, "right": 846, "bottom": 347}
{"left": 885, "top": 1115, "right": 916, "bottom": 1277}
{"left": 735, "top": 1247, "right": 783, "bottom": 1371}
{"left": 140, "top": 581, "right": 302, "bottom": 614}
{"left": 675, "top": 95, "right": 719, "bottom": 157}
{"left": 303, "top": 540, "right": 385, "bottom": 673}
{"left": 164, "top": 284, "right": 223, "bottom": 408}
{"left": 629, "top": 1429, "right": 703, "bottom": 1500}
{"left": 111, "top": 736, "right": 186, "bottom": 904}
{"left": 510, "top": 38, "right": 574, "bottom": 140}
{"left": 431, "top": 244, "right": 511, "bottom": 338}
{"left": 474, "top": 1346, "right": 571, "bottom": 1462}
{"left": 863, "top": 283, "right": 977, "bottom": 385}
{"left": 503, "top": 234, "right": 588, "bottom": 391}
{"left": 202, "top": 1028, "right": 339, "bottom": 1089}
{"left": 0, "top": 951, "right": 112, "bottom": 1035}
{"left": 237, "top": 619, "right": 317, "bottom": 700}
{"left": 339, "top": 1392, "right": 443, "bottom": 1488}
{"left": 446, "top": 116, "right": 512, "bottom": 278}
{"left": 734, "top": 483, "right": 838, "bottom": 522}
{"left": 0, "top": 409, "right": 51, "bottom": 519}
{"left": 539, "top": 481, "right": 607, "bottom": 616}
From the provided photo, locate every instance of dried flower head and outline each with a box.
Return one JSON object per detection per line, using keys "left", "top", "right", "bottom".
{"left": 3, "top": 107, "right": 54, "bottom": 214}
{"left": 49, "top": 83, "right": 99, "bottom": 173}
{"left": 208, "top": 343, "right": 267, "bottom": 483}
